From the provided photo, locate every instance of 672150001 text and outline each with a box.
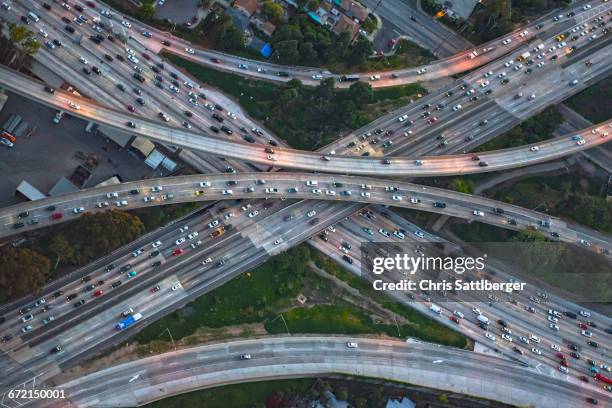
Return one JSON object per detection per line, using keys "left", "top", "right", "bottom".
{"left": 7, "top": 389, "right": 65, "bottom": 399}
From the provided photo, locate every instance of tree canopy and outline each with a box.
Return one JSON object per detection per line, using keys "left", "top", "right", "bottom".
{"left": 0, "top": 247, "right": 50, "bottom": 302}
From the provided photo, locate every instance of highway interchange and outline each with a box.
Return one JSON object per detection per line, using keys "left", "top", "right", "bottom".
{"left": 0, "top": 0, "right": 610, "bottom": 406}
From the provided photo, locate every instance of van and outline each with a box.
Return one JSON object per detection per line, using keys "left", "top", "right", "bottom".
{"left": 430, "top": 304, "right": 441, "bottom": 314}
{"left": 27, "top": 11, "right": 40, "bottom": 22}
{"left": 306, "top": 180, "right": 318, "bottom": 186}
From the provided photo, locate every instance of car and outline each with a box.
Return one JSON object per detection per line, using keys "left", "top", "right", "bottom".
{"left": 485, "top": 332, "right": 496, "bottom": 341}
{"left": 171, "top": 282, "right": 182, "bottom": 291}
{"left": 21, "top": 325, "right": 33, "bottom": 333}
{"left": 69, "top": 102, "right": 80, "bottom": 111}
{"left": 502, "top": 334, "right": 513, "bottom": 342}
{"left": 346, "top": 342, "right": 358, "bottom": 348}
{"left": 558, "top": 366, "right": 569, "bottom": 373}
{"left": 581, "top": 330, "right": 593, "bottom": 337}
{"left": 92, "top": 290, "right": 103, "bottom": 298}
{"left": 586, "top": 398, "right": 598, "bottom": 405}
{"left": 21, "top": 313, "right": 33, "bottom": 323}
{"left": 187, "top": 232, "right": 199, "bottom": 240}
{"left": 127, "top": 271, "right": 137, "bottom": 278}
{"left": 151, "top": 285, "right": 161, "bottom": 293}
{"left": 132, "top": 248, "right": 145, "bottom": 257}
{"left": 74, "top": 299, "right": 86, "bottom": 308}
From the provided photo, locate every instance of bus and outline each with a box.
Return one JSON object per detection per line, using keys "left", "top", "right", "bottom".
{"left": 340, "top": 75, "right": 360, "bottom": 82}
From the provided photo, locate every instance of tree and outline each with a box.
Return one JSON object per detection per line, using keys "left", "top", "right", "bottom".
{"left": 439, "top": 393, "right": 449, "bottom": 404}
{"left": 348, "top": 81, "right": 373, "bottom": 106}
{"left": 22, "top": 38, "right": 40, "bottom": 55}
{"left": 222, "top": 26, "right": 244, "bottom": 50}
{"left": 139, "top": 3, "right": 156, "bottom": 21}
{"left": 49, "top": 234, "right": 76, "bottom": 264}
{"left": 262, "top": 0, "right": 284, "bottom": 25}
{"left": 347, "top": 37, "right": 373, "bottom": 67}
{"left": 9, "top": 24, "right": 29, "bottom": 43}
{"left": 0, "top": 247, "right": 50, "bottom": 302}
{"left": 452, "top": 177, "right": 474, "bottom": 194}
{"left": 273, "top": 40, "right": 300, "bottom": 64}
{"left": 298, "top": 41, "right": 318, "bottom": 64}
{"left": 332, "top": 31, "right": 352, "bottom": 59}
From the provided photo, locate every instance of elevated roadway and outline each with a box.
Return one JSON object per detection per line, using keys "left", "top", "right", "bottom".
{"left": 25, "top": 336, "right": 612, "bottom": 408}
{"left": 2, "top": 172, "right": 611, "bottom": 252}
{"left": 0, "top": 65, "right": 610, "bottom": 176}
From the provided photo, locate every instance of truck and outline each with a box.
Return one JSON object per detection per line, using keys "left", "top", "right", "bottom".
{"left": 477, "top": 315, "right": 490, "bottom": 325}
{"left": 340, "top": 75, "right": 360, "bottom": 82}
{"left": 595, "top": 373, "right": 612, "bottom": 385}
{"left": 430, "top": 304, "right": 441, "bottom": 314}
{"left": 517, "top": 51, "right": 531, "bottom": 62}
{"left": 115, "top": 312, "right": 142, "bottom": 330}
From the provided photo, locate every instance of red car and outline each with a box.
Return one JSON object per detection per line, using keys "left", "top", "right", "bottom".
{"left": 561, "top": 359, "right": 569, "bottom": 367}
{"left": 579, "top": 323, "right": 588, "bottom": 329}
{"left": 127, "top": 105, "right": 135, "bottom": 112}
{"left": 92, "top": 290, "right": 103, "bottom": 298}
{"left": 143, "top": 53, "right": 150, "bottom": 60}
{"left": 450, "top": 316, "right": 460, "bottom": 324}
{"left": 556, "top": 352, "right": 565, "bottom": 359}
{"left": 172, "top": 248, "right": 184, "bottom": 256}
{"left": 426, "top": 117, "right": 438, "bottom": 125}
{"left": 51, "top": 212, "right": 63, "bottom": 220}
{"left": 86, "top": 1, "right": 96, "bottom": 8}
{"left": 211, "top": 58, "right": 222, "bottom": 63}
{"left": 150, "top": 285, "right": 160, "bottom": 293}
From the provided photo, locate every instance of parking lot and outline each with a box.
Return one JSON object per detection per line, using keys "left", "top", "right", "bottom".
{"left": 0, "top": 92, "right": 154, "bottom": 208}
{"left": 155, "top": 0, "right": 200, "bottom": 26}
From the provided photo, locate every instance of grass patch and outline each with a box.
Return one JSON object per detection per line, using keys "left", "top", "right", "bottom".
{"left": 143, "top": 378, "right": 314, "bottom": 408}
{"left": 565, "top": 75, "right": 612, "bottom": 123}
{"left": 265, "top": 303, "right": 466, "bottom": 348}
{"left": 134, "top": 245, "right": 314, "bottom": 343}
{"left": 132, "top": 202, "right": 204, "bottom": 232}
{"left": 450, "top": 222, "right": 516, "bottom": 242}
{"left": 365, "top": 40, "right": 435, "bottom": 72}
{"left": 163, "top": 53, "right": 425, "bottom": 150}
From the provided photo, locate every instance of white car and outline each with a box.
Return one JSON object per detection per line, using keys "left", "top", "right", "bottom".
{"left": 312, "top": 74, "right": 323, "bottom": 80}
{"left": 453, "top": 310, "right": 464, "bottom": 319}
{"left": 152, "top": 186, "right": 163, "bottom": 192}
{"left": 199, "top": 182, "right": 211, "bottom": 188}
{"left": 379, "top": 228, "right": 390, "bottom": 237}
{"left": 222, "top": 189, "right": 233, "bottom": 195}
{"left": 558, "top": 366, "right": 569, "bottom": 373}
{"left": 416, "top": 68, "right": 426, "bottom": 75}
{"left": 484, "top": 71, "right": 493, "bottom": 78}
{"left": 504, "top": 60, "right": 514, "bottom": 67}
{"left": 79, "top": 57, "right": 88, "bottom": 65}
{"left": 502, "top": 327, "right": 512, "bottom": 334}
{"left": 528, "top": 94, "right": 536, "bottom": 101}
{"left": 190, "top": 240, "right": 202, "bottom": 248}
{"left": 96, "top": 202, "right": 109, "bottom": 208}
{"left": 497, "top": 72, "right": 507, "bottom": 78}
{"left": 21, "top": 325, "right": 33, "bottom": 333}
{"left": 480, "top": 81, "right": 490, "bottom": 88}
{"left": 42, "top": 316, "right": 55, "bottom": 325}
{"left": 307, "top": 210, "right": 316, "bottom": 218}
{"left": 171, "top": 282, "right": 182, "bottom": 291}
{"left": 529, "top": 334, "right": 541, "bottom": 343}
{"left": 392, "top": 195, "right": 402, "bottom": 201}
{"left": 248, "top": 211, "right": 259, "bottom": 218}
{"left": 502, "top": 38, "right": 512, "bottom": 45}
{"left": 398, "top": 114, "right": 408, "bottom": 122}
{"left": 0, "top": 138, "right": 14, "bottom": 148}
{"left": 472, "top": 307, "right": 481, "bottom": 315}
{"left": 551, "top": 344, "right": 561, "bottom": 351}
{"left": 175, "top": 237, "right": 186, "bottom": 245}
{"left": 115, "top": 200, "right": 128, "bottom": 207}
{"left": 519, "top": 30, "right": 529, "bottom": 37}
{"left": 581, "top": 330, "right": 593, "bottom": 337}
{"left": 346, "top": 342, "right": 358, "bottom": 348}
{"left": 132, "top": 248, "right": 144, "bottom": 257}
{"left": 39, "top": 29, "right": 48, "bottom": 38}
{"left": 312, "top": 189, "right": 322, "bottom": 195}
{"left": 414, "top": 230, "right": 424, "bottom": 238}
{"left": 185, "top": 48, "right": 195, "bottom": 54}
{"left": 187, "top": 232, "right": 199, "bottom": 240}
{"left": 152, "top": 240, "right": 162, "bottom": 248}
{"left": 369, "top": 75, "right": 381, "bottom": 81}
{"left": 202, "top": 257, "right": 212, "bottom": 264}
{"left": 69, "top": 102, "right": 80, "bottom": 110}
{"left": 579, "top": 310, "right": 591, "bottom": 317}
{"left": 208, "top": 220, "right": 219, "bottom": 229}
{"left": 547, "top": 315, "right": 558, "bottom": 323}
{"left": 531, "top": 348, "right": 542, "bottom": 355}
{"left": 501, "top": 334, "right": 513, "bottom": 342}
{"left": 473, "top": 210, "right": 484, "bottom": 217}
{"left": 361, "top": 192, "right": 370, "bottom": 198}
{"left": 576, "top": 139, "right": 586, "bottom": 146}
{"left": 325, "top": 190, "right": 336, "bottom": 196}
{"left": 274, "top": 238, "right": 282, "bottom": 245}
{"left": 106, "top": 192, "right": 119, "bottom": 199}
{"left": 519, "top": 336, "right": 530, "bottom": 344}
{"left": 530, "top": 146, "right": 540, "bottom": 152}
{"left": 121, "top": 20, "right": 132, "bottom": 28}
{"left": 549, "top": 323, "right": 560, "bottom": 331}
{"left": 143, "top": 196, "right": 154, "bottom": 202}
{"left": 179, "top": 225, "right": 189, "bottom": 233}
{"left": 73, "top": 207, "right": 85, "bottom": 214}
{"left": 485, "top": 333, "right": 496, "bottom": 341}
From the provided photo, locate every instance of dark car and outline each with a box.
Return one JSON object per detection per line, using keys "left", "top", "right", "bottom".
{"left": 21, "top": 16, "right": 30, "bottom": 24}
{"left": 309, "top": 218, "right": 320, "bottom": 226}
{"left": 152, "top": 261, "right": 162, "bottom": 268}
{"left": 342, "top": 255, "right": 353, "bottom": 264}
{"left": 82, "top": 67, "right": 91, "bottom": 75}
{"left": 105, "top": 263, "right": 116, "bottom": 271}
{"left": 13, "top": 222, "right": 24, "bottom": 229}
{"left": 111, "top": 281, "right": 122, "bottom": 288}
{"left": 66, "top": 293, "right": 78, "bottom": 301}
{"left": 92, "top": 66, "right": 101, "bottom": 75}
{"left": 120, "top": 264, "right": 132, "bottom": 272}
{"left": 74, "top": 299, "right": 86, "bottom": 308}
{"left": 82, "top": 275, "right": 91, "bottom": 282}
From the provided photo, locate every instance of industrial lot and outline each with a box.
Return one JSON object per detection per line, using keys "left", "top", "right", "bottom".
{"left": 0, "top": 0, "right": 610, "bottom": 407}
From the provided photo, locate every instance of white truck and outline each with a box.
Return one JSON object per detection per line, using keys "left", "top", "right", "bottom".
{"left": 477, "top": 314, "right": 490, "bottom": 325}
{"left": 430, "top": 304, "right": 441, "bottom": 314}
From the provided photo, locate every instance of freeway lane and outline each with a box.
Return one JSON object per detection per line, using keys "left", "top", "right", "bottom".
{"left": 0, "top": 65, "right": 609, "bottom": 176}
{"left": 27, "top": 337, "right": 612, "bottom": 408}
{"left": 2, "top": 172, "right": 611, "bottom": 251}
{"left": 108, "top": 0, "right": 610, "bottom": 87}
